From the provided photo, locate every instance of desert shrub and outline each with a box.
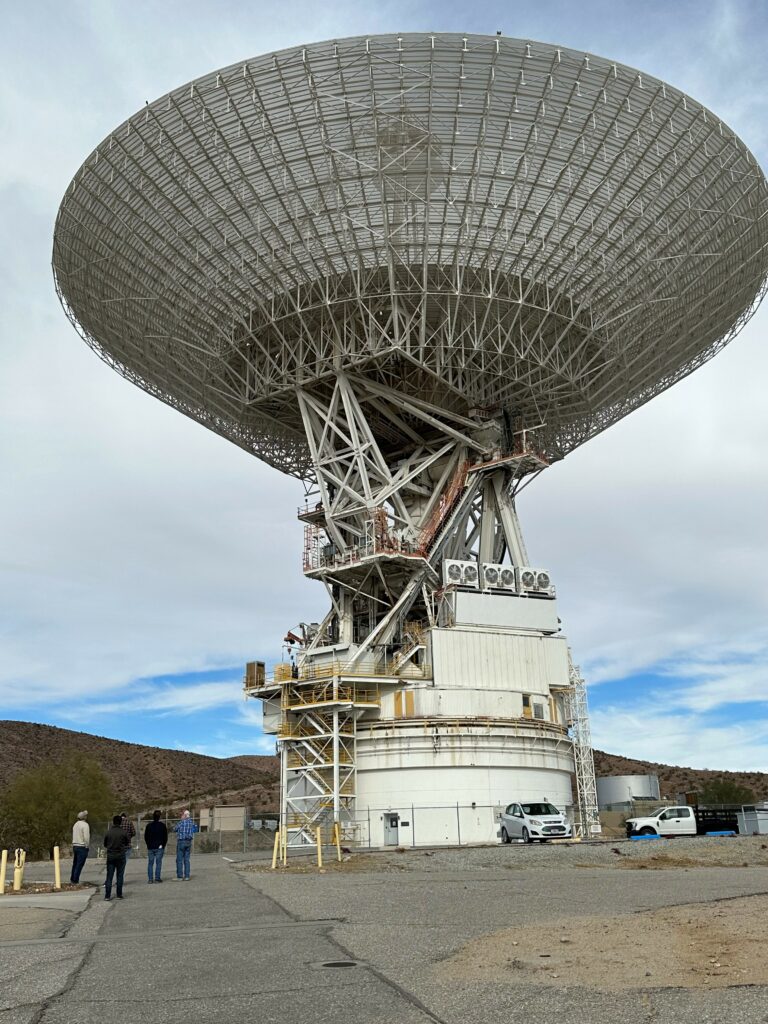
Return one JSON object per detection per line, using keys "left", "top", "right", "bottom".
{"left": 698, "top": 779, "right": 755, "bottom": 807}
{"left": 0, "top": 754, "right": 116, "bottom": 858}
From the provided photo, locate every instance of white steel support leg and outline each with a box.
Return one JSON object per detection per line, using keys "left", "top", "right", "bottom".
{"left": 280, "top": 740, "right": 288, "bottom": 838}
{"left": 492, "top": 472, "right": 530, "bottom": 567}
{"left": 478, "top": 478, "right": 497, "bottom": 565}
{"left": 332, "top": 708, "right": 340, "bottom": 824}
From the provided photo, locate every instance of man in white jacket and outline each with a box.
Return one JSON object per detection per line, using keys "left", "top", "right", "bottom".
{"left": 70, "top": 811, "right": 90, "bottom": 883}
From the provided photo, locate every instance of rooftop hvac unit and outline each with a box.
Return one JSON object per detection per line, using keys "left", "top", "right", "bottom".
{"left": 517, "top": 566, "right": 555, "bottom": 597}
{"left": 481, "top": 563, "right": 517, "bottom": 592}
{"left": 443, "top": 559, "right": 480, "bottom": 589}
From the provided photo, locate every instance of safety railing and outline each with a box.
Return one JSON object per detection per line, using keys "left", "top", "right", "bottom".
{"left": 278, "top": 716, "right": 355, "bottom": 740}
{"left": 286, "top": 746, "right": 354, "bottom": 768}
{"left": 281, "top": 682, "right": 380, "bottom": 708}
{"left": 268, "top": 656, "right": 432, "bottom": 686}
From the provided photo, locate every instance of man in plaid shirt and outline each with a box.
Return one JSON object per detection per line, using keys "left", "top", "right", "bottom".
{"left": 174, "top": 810, "right": 198, "bottom": 880}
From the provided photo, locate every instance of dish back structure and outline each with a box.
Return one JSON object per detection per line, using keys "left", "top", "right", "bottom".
{"left": 53, "top": 34, "right": 768, "bottom": 847}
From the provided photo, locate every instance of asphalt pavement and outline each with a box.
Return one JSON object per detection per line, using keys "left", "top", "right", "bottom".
{"left": 3, "top": 850, "right": 768, "bottom": 1023}
{"left": 0, "top": 852, "right": 435, "bottom": 1024}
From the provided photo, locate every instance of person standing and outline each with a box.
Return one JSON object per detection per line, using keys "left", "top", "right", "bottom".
{"left": 70, "top": 810, "right": 90, "bottom": 884}
{"left": 103, "top": 815, "right": 129, "bottom": 900}
{"left": 144, "top": 810, "right": 168, "bottom": 883}
{"left": 119, "top": 813, "right": 136, "bottom": 859}
{"left": 174, "top": 810, "right": 198, "bottom": 880}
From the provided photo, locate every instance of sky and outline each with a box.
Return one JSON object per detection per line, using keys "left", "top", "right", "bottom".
{"left": 1, "top": 0, "right": 767, "bottom": 771}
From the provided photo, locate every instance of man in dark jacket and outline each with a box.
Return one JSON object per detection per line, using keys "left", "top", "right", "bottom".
{"left": 144, "top": 810, "right": 168, "bottom": 883}
{"left": 103, "top": 815, "right": 129, "bottom": 900}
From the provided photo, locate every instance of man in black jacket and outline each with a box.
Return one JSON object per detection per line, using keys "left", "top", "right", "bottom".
{"left": 103, "top": 815, "right": 129, "bottom": 900}
{"left": 144, "top": 810, "right": 168, "bottom": 883}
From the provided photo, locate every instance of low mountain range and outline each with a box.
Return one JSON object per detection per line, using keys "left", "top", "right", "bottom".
{"left": 1, "top": 721, "right": 765, "bottom": 810}
{"left": 0, "top": 721, "right": 279, "bottom": 812}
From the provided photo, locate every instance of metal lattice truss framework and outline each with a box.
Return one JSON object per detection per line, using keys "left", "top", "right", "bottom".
{"left": 53, "top": 34, "right": 768, "bottom": 481}
{"left": 277, "top": 373, "right": 551, "bottom": 839}
{"left": 565, "top": 656, "right": 601, "bottom": 838}
{"left": 295, "top": 372, "right": 543, "bottom": 661}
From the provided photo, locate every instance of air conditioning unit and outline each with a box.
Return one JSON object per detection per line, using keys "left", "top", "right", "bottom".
{"left": 443, "top": 559, "right": 480, "bottom": 589}
{"left": 499, "top": 567, "right": 517, "bottom": 591}
{"left": 516, "top": 566, "right": 555, "bottom": 597}
{"left": 481, "top": 563, "right": 517, "bottom": 592}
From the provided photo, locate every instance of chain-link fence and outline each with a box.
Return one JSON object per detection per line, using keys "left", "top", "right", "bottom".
{"left": 87, "top": 804, "right": 569, "bottom": 855}
{"left": 284, "top": 802, "right": 577, "bottom": 850}
{"left": 89, "top": 810, "right": 279, "bottom": 858}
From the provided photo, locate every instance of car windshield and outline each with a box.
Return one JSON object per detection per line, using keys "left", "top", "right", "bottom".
{"left": 521, "top": 803, "right": 560, "bottom": 816}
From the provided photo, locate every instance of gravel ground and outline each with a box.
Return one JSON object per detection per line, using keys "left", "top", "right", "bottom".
{"left": 245, "top": 833, "right": 768, "bottom": 873}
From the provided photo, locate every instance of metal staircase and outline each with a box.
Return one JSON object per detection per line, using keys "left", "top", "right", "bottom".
{"left": 278, "top": 674, "right": 380, "bottom": 845}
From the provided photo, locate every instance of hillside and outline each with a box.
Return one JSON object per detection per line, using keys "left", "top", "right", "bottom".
{"left": 594, "top": 749, "right": 768, "bottom": 802}
{"left": 0, "top": 721, "right": 279, "bottom": 810}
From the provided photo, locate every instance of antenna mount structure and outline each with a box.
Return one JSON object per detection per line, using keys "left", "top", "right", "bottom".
{"left": 53, "top": 35, "right": 768, "bottom": 847}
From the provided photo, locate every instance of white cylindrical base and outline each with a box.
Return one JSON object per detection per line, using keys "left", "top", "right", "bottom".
{"left": 355, "top": 719, "right": 573, "bottom": 847}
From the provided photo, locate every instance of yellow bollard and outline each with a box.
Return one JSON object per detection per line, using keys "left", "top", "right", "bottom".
{"left": 333, "top": 822, "right": 342, "bottom": 862}
{"left": 270, "top": 828, "right": 280, "bottom": 870}
{"left": 0, "top": 849, "right": 7, "bottom": 895}
{"left": 53, "top": 846, "right": 61, "bottom": 890}
{"left": 316, "top": 826, "right": 323, "bottom": 868}
{"left": 13, "top": 849, "right": 26, "bottom": 892}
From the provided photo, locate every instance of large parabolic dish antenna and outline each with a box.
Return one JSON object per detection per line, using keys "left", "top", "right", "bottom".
{"left": 53, "top": 33, "right": 768, "bottom": 473}
{"left": 54, "top": 35, "right": 768, "bottom": 847}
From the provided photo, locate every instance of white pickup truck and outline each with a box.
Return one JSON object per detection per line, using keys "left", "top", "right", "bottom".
{"left": 625, "top": 805, "right": 739, "bottom": 837}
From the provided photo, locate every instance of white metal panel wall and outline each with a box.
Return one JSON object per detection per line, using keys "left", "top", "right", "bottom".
{"left": 262, "top": 697, "right": 281, "bottom": 734}
{"left": 452, "top": 591, "right": 560, "bottom": 632}
{"left": 380, "top": 687, "right": 559, "bottom": 721}
{"left": 414, "top": 687, "right": 525, "bottom": 719}
{"left": 412, "top": 688, "right": 539, "bottom": 720}
{"left": 431, "top": 628, "right": 569, "bottom": 691}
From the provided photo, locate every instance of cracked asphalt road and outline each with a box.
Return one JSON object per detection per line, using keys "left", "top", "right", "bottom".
{"left": 3, "top": 849, "right": 768, "bottom": 1023}
{"left": 0, "top": 854, "right": 438, "bottom": 1024}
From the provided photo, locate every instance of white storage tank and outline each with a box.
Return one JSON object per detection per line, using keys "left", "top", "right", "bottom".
{"left": 597, "top": 774, "right": 661, "bottom": 809}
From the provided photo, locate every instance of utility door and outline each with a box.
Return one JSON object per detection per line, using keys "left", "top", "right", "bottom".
{"left": 383, "top": 813, "right": 400, "bottom": 846}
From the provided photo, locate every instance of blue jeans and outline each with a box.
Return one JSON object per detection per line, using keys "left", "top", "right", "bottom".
{"left": 176, "top": 840, "right": 192, "bottom": 878}
{"left": 105, "top": 855, "right": 126, "bottom": 898}
{"left": 147, "top": 847, "right": 164, "bottom": 881}
{"left": 70, "top": 845, "right": 88, "bottom": 883}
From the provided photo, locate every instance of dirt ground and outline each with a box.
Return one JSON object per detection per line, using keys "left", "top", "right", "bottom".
{"left": 246, "top": 836, "right": 768, "bottom": 993}
{"left": 1, "top": 882, "right": 93, "bottom": 894}
{"left": 445, "top": 892, "right": 768, "bottom": 991}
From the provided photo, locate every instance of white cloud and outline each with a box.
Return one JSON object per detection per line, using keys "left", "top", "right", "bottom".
{"left": 654, "top": 640, "right": 768, "bottom": 714}
{"left": 590, "top": 703, "right": 768, "bottom": 773}
{"left": 52, "top": 681, "right": 243, "bottom": 719}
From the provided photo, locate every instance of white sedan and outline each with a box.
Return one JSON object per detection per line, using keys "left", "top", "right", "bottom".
{"left": 500, "top": 802, "right": 572, "bottom": 843}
